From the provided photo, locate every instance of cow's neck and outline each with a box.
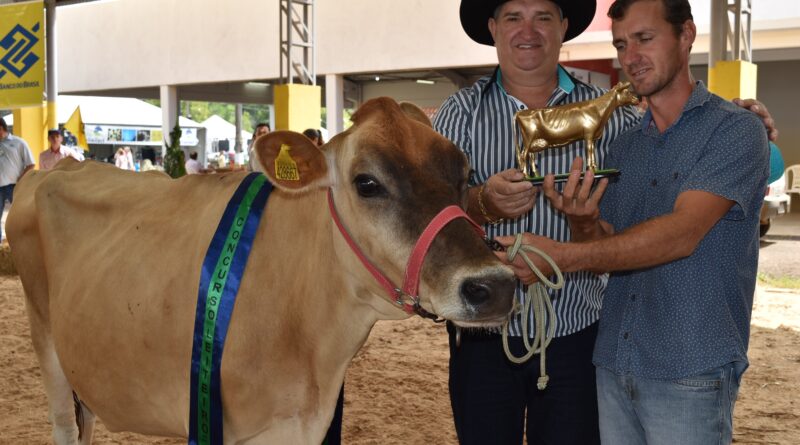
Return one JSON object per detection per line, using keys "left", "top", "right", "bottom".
{"left": 221, "top": 188, "right": 400, "bottom": 439}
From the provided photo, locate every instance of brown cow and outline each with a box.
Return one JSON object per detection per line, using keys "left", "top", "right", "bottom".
{"left": 7, "top": 98, "right": 515, "bottom": 444}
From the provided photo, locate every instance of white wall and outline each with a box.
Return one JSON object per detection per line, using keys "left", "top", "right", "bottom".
{"left": 56, "top": 0, "right": 800, "bottom": 94}
{"left": 58, "top": 0, "right": 281, "bottom": 91}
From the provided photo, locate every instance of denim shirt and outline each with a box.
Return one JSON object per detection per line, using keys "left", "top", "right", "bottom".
{"left": 594, "top": 82, "right": 769, "bottom": 379}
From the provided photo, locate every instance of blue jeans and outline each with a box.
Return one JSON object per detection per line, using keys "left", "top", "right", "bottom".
{"left": 0, "top": 184, "right": 14, "bottom": 243}
{"left": 597, "top": 363, "right": 744, "bottom": 445}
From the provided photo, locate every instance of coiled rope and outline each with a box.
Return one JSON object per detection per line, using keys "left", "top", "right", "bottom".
{"left": 501, "top": 234, "right": 564, "bottom": 390}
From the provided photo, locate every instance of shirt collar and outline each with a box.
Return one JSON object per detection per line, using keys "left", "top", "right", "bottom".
{"left": 488, "top": 64, "right": 576, "bottom": 96}
{"left": 640, "top": 80, "right": 711, "bottom": 132}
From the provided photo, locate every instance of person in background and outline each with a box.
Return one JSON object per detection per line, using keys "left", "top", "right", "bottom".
{"left": 140, "top": 158, "right": 158, "bottom": 172}
{"left": 39, "top": 129, "right": 83, "bottom": 171}
{"left": 114, "top": 147, "right": 130, "bottom": 170}
{"left": 0, "top": 117, "right": 35, "bottom": 244}
{"left": 248, "top": 123, "right": 271, "bottom": 173}
{"left": 768, "top": 141, "right": 785, "bottom": 184}
{"left": 303, "top": 128, "right": 324, "bottom": 147}
{"left": 124, "top": 146, "right": 135, "bottom": 171}
{"left": 185, "top": 151, "right": 210, "bottom": 175}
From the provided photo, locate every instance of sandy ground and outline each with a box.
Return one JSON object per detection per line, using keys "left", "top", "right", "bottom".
{"left": 1, "top": 275, "right": 798, "bottom": 444}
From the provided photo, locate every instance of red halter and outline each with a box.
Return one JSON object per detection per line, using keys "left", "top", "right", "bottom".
{"left": 327, "top": 189, "right": 485, "bottom": 319}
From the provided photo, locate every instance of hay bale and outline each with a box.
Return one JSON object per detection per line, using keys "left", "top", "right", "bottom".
{"left": 0, "top": 244, "right": 17, "bottom": 275}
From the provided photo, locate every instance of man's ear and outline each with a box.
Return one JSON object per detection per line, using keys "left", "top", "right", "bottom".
{"left": 254, "top": 131, "right": 329, "bottom": 191}
{"left": 488, "top": 17, "right": 497, "bottom": 43}
{"left": 681, "top": 20, "right": 697, "bottom": 50}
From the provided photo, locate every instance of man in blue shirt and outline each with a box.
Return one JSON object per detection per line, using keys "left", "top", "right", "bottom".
{"left": 497, "top": 0, "right": 769, "bottom": 443}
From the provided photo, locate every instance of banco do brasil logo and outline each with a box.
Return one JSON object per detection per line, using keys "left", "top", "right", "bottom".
{"left": 0, "top": 22, "right": 41, "bottom": 80}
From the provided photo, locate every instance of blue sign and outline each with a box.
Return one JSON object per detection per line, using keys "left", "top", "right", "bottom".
{"left": 0, "top": 22, "right": 40, "bottom": 79}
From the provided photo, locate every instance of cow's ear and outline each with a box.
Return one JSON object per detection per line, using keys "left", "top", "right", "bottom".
{"left": 399, "top": 102, "right": 432, "bottom": 128}
{"left": 254, "top": 131, "right": 328, "bottom": 191}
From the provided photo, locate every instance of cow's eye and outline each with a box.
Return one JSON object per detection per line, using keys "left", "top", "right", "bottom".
{"left": 353, "top": 174, "right": 384, "bottom": 198}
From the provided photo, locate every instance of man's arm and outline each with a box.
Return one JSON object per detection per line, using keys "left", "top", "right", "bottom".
{"left": 20, "top": 141, "right": 35, "bottom": 180}
{"left": 496, "top": 190, "right": 733, "bottom": 283}
{"left": 433, "top": 91, "right": 537, "bottom": 224}
{"left": 20, "top": 163, "right": 34, "bottom": 180}
{"left": 733, "top": 98, "right": 779, "bottom": 141}
{"left": 468, "top": 169, "right": 536, "bottom": 224}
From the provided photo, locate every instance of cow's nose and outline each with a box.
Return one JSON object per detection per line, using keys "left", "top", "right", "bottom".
{"left": 460, "top": 278, "right": 493, "bottom": 307}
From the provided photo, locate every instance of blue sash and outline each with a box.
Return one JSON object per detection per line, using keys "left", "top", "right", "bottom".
{"left": 189, "top": 173, "right": 272, "bottom": 445}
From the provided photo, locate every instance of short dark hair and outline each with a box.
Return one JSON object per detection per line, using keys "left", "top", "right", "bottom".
{"left": 0, "top": 117, "right": 7, "bottom": 132}
{"left": 255, "top": 123, "right": 270, "bottom": 131}
{"left": 302, "top": 128, "right": 320, "bottom": 140}
{"left": 608, "top": 0, "right": 693, "bottom": 36}
{"left": 189, "top": 151, "right": 198, "bottom": 160}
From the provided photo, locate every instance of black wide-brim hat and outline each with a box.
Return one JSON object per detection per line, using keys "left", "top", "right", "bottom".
{"left": 460, "top": 0, "right": 597, "bottom": 45}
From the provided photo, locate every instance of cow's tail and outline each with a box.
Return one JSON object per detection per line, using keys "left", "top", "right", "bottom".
{"left": 73, "top": 391, "right": 96, "bottom": 445}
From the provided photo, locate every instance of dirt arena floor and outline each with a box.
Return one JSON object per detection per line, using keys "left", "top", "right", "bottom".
{"left": 1, "top": 274, "right": 798, "bottom": 444}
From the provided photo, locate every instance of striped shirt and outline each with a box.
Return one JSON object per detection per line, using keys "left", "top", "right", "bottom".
{"left": 433, "top": 66, "right": 641, "bottom": 338}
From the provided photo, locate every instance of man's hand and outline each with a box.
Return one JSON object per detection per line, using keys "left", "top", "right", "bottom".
{"left": 541, "top": 157, "right": 611, "bottom": 240}
{"left": 493, "top": 233, "right": 563, "bottom": 285}
{"left": 733, "top": 98, "right": 778, "bottom": 141}
{"left": 480, "top": 169, "right": 537, "bottom": 220}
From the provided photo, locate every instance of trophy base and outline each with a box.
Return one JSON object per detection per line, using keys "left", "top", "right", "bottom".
{"left": 524, "top": 169, "right": 621, "bottom": 185}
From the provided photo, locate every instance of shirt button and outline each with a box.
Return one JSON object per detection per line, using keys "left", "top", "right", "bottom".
{"left": 651, "top": 179, "right": 658, "bottom": 186}
{"left": 519, "top": 105, "right": 525, "bottom": 110}
{"left": 630, "top": 294, "right": 636, "bottom": 302}
{"left": 673, "top": 172, "right": 679, "bottom": 180}
{"left": 623, "top": 332, "right": 629, "bottom": 340}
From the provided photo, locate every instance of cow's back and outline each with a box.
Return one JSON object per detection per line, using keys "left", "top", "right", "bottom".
{"left": 8, "top": 159, "right": 248, "bottom": 435}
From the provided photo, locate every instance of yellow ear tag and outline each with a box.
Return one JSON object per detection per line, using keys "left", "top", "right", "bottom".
{"left": 275, "top": 144, "right": 300, "bottom": 181}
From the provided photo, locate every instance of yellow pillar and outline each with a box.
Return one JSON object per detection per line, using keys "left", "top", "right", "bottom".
{"left": 47, "top": 100, "right": 57, "bottom": 131}
{"left": 274, "top": 84, "right": 322, "bottom": 132}
{"left": 11, "top": 103, "right": 48, "bottom": 169}
{"left": 708, "top": 60, "right": 758, "bottom": 101}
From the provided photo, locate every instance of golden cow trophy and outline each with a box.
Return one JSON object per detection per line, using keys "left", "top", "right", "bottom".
{"left": 514, "top": 81, "right": 639, "bottom": 183}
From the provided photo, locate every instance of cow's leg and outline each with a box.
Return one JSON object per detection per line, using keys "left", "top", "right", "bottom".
{"left": 586, "top": 139, "right": 597, "bottom": 172}
{"left": 35, "top": 336, "right": 82, "bottom": 444}
{"left": 233, "top": 419, "right": 326, "bottom": 445}
{"left": 18, "top": 279, "right": 80, "bottom": 442}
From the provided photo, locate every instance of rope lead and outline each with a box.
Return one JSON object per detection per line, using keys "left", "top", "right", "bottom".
{"left": 501, "top": 234, "right": 564, "bottom": 390}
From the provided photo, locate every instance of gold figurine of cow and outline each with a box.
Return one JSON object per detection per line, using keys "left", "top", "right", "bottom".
{"left": 514, "top": 81, "right": 639, "bottom": 178}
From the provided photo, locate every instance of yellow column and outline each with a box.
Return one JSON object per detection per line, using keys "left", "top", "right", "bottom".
{"left": 708, "top": 60, "right": 758, "bottom": 101}
{"left": 274, "top": 84, "right": 322, "bottom": 132}
{"left": 11, "top": 103, "right": 48, "bottom": 169}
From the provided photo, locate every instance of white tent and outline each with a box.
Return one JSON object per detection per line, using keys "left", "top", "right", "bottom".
{"left": 201, "top": 114, "right": 252, "bottom": 150}
{"left": 201, "top": 115, "right": 252, "bottom": 166}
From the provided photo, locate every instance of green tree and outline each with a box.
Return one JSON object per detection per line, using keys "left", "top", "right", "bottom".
{"left": 163, "top": 118, "right": 186, "bottom": 178}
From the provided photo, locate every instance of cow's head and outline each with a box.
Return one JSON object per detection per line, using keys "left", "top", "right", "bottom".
{"left": 253, "top": 98, "right": 515, "bottom": 327}
{"left": 613, "top": 81, "right": 640, "bottom": 107}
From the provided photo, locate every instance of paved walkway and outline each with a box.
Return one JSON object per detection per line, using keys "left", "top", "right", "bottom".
{"left": 759, "top": 210, "right": 800, "bottom": 279}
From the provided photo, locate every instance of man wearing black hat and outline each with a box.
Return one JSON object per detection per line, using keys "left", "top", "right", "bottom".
{"left": 40, "top": 129, "right": 84, "bottom": 171}
{"left": 434, "top": 1, "right": 638, "bottom": 443}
